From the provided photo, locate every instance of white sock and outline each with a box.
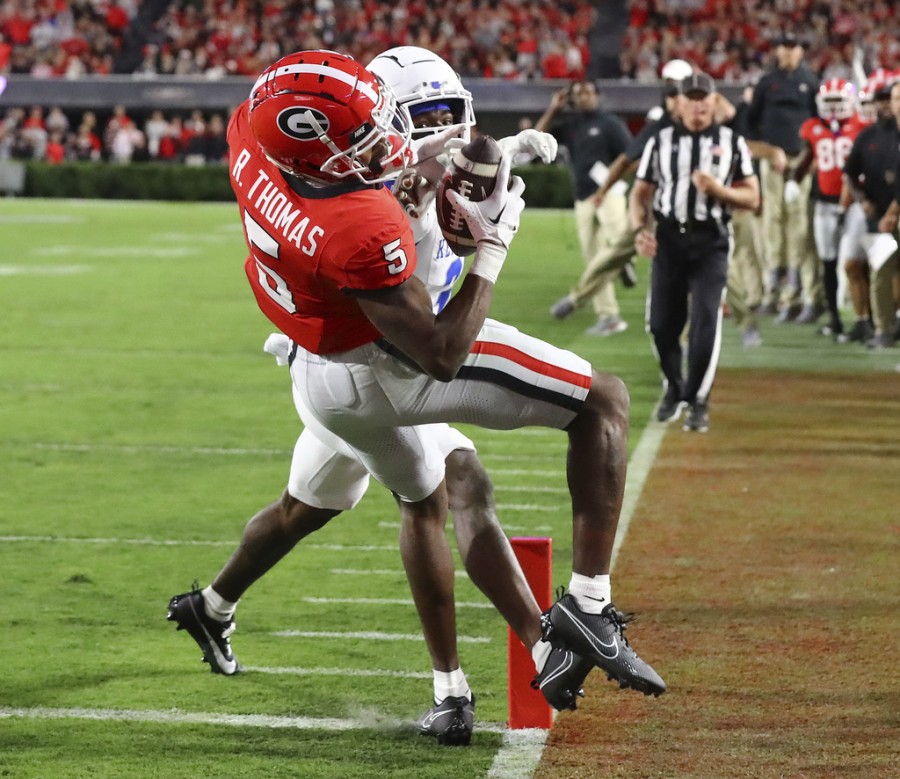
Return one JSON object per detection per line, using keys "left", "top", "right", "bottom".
{"left": 201, "top": 586, "right": 237, "bottom": 622}
{"left": 433, "top": 668, "right": 471, "bottom": 703}
{"left": 532, "top": 639, "right": 552, "bottom": 674}
{"left": 568, "top": 572, "right": 611, "bottom": 614}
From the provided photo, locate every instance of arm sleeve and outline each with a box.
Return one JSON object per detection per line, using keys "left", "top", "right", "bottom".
{"left": 732, "top": 135, "right": 755, "bottom": 181}
{"left": 635, "top": 136, "right": 658, "bottom": 182}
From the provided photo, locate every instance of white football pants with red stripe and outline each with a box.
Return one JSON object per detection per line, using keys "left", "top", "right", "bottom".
{"left": 288, "top": 318, "right": 593, "bottom": 503}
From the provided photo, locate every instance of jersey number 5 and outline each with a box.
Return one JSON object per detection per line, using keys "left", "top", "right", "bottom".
{"left": 244, "top": 210, "right": 296, "bottom": 314}
{"left": 383, "top": 238, "right": 409, "bottom": 275}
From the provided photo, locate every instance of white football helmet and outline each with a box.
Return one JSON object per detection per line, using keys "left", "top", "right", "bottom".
{"left": 815, "top": 78, "right": 856, "bottom": 121}
{"left": 857, "top": 88, "right": 876, "bottom": 124}
{"left": 661, "top": 59, "right": 693, "bottom": 82}
{"left": 367, "top": 46, "right": 475, "bottom": 141}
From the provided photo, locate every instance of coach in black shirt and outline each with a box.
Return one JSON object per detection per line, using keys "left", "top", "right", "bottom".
{"left": 630, "top": 73, "right": 760, "bottom": 432}
{"left": 746, "top": 34, "right": 819, "bottom": 319}
{"left": 840, "top": 79, "right": 900, "bottom": 347}
{"left": 537, "top": 80, "right": 634, "bottom": 334}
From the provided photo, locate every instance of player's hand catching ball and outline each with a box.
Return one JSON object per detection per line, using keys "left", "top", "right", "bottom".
{"left": 410, "top": 126, "right": 467, "bottom": 186}
{"left": 445, "top": 154, "right": 526, "bottom": 284}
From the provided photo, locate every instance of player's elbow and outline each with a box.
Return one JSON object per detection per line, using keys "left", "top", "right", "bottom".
{"left": 421, "top": 357, "right": 460, "bottom": 383}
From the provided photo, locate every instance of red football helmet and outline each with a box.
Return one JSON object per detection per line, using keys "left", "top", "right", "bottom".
{"left": 248, "top": 50, "right": 413, "bottom": 184}
{"left": 858, "top": 68, "right": 896, "bottom": 123}
{"left": 815, "top": 78, "right": 856, "bottom": 121}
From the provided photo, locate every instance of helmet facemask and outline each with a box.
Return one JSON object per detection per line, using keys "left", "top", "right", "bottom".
{"left": 815, "top": 79, "right": 856, "bottom": 123}
{"left": 367, "top": 46, "right": 476, "bottom": 143}
{"left": 318, "top": 79, "right": 413, "bottom": 184}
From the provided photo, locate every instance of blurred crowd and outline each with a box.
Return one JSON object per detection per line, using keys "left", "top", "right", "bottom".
{"left": 621, "top": 0, "right": 899, "bottom": 84}
{"left": 0, "top": 0, "right": 897, "bottom": 83}
{"left": 0, "top": 103, "right": 229, "bottom": 163}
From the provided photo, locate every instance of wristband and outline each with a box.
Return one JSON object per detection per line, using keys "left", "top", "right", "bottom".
{"left": 468, "top": 241, "right": 507, "bottom": 285}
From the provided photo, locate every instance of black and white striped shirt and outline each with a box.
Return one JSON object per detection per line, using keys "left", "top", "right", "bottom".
{"left": 635, "top": 123, "right": 754, "bottom": 225}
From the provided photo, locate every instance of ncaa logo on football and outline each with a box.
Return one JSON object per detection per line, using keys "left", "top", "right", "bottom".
{"left": 277, "top": 107, "right": 329, "bottom": 142}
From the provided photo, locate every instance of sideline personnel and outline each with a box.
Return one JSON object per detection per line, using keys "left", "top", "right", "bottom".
{"left": 746, "top": 32, "right": 819, "bottom": 321}
{"left": 536, "top": 79, "right": 634, "bottom": 335}
{"left": 630, "top": 73, "right": 760, "bottom": 432}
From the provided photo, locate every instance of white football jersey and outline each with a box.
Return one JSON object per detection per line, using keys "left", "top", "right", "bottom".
{"left": 410, "top": 206, "right": 465, "bottom": 314}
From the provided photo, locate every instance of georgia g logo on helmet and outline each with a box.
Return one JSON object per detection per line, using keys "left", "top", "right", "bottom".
{"left": 277, "top": 107, "right": 330, "bottom": 142}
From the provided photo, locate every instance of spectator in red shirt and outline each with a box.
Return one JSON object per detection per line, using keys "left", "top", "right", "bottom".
{"left": 105, "top": 1, "right": 130, "bottom": 34}
{"left": 45, "top": 131, "right": 65, "bottom": 163}
{"left": 0, "top": 33, "right": 11, "bottom": 71}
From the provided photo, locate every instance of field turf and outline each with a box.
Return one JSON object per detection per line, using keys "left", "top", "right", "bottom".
{"left": 1, "top": 200, "right": 896, "bottom": 777}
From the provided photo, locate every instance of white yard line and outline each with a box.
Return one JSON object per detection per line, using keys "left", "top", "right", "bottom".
{"left": 0, "top": 705, "right": 509, "bottom": 732}
{"left": 0, "top": 264, "right": 92, "bottom": 276}
{"left": 270, "top": 630, "right": 490, "bottom": 644}
{"left": 487, "top": 729, "right": 550, "bottom": 779}
{"left": 610, "top": 419, "right": 668, "bottom": 570}
{"left": 244, "top": 666, "right": 433, "bottom": 679}
{"left": 0, "top": 535, "right": 398, "bottom": 552}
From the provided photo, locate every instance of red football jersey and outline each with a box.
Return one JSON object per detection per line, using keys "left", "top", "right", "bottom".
{"left": 798, "top": 116, "right": 865, "bottom": 198}
{"left": 227, "top": 101, "right": 417, "bottom": 354}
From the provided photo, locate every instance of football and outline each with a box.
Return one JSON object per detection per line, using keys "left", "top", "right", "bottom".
{"left": 436, "top": 135, "right": 503, "bottom": 256}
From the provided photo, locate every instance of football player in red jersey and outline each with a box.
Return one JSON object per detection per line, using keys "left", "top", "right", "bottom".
{"left": 170, "top": 49, "right": 665, "bottom": 742}
{"left": 790, "top": 78, "right": 866, "bottom": 337}
{"left": 172, "top": 47, "right": 591, "bottom": 742}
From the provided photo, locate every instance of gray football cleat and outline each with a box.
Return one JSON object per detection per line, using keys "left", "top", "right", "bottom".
{"left": 416, "top": 694, "right": 475, "bottom": 746}
{"left": 541, "top": 591, "right": 666, "bottom": 697}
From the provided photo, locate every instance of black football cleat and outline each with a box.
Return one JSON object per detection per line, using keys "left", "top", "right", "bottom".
{"left": 541, "top": 591, "right": 666, "bottom": 697}
{"left": 416, "top": 694, "right": 475, "bottom": 746}
{"left": 167, "top": 584, "right": 242, "bottom": 675}
{"left": 682, "top": 400, "right": 710, "bottom": 433}
{"left": 532, "top": 644, "right": 593, "bottom": 711}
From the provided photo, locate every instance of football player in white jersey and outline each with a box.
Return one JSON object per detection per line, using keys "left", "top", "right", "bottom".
{"left": 169, "top": 46, "right": 590, "bottom": 745}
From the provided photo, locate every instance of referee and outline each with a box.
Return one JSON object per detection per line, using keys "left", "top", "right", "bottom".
{"left": 629, "top": 73, "right": 760, "bottom": 432}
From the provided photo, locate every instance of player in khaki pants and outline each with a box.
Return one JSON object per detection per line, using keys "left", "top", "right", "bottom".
{"left": 537, "top": 80, "right": 635, "bottom": 336}
{"left": 727, "top": 207, "right": 765, "bottom": 346}
{"left": 570, "top": 184, "right": 632, "bottom": 334}
{"left": 759, "top": 156, "right": 821, "bottom": 320}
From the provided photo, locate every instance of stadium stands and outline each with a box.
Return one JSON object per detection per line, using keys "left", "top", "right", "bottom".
{"left": 0, "top": 0, "right": 897, "bottom": 164}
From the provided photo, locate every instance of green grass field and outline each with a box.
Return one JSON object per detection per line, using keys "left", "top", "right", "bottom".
{"left": 1, "top": 200, "right": 896, "bottom": 778}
